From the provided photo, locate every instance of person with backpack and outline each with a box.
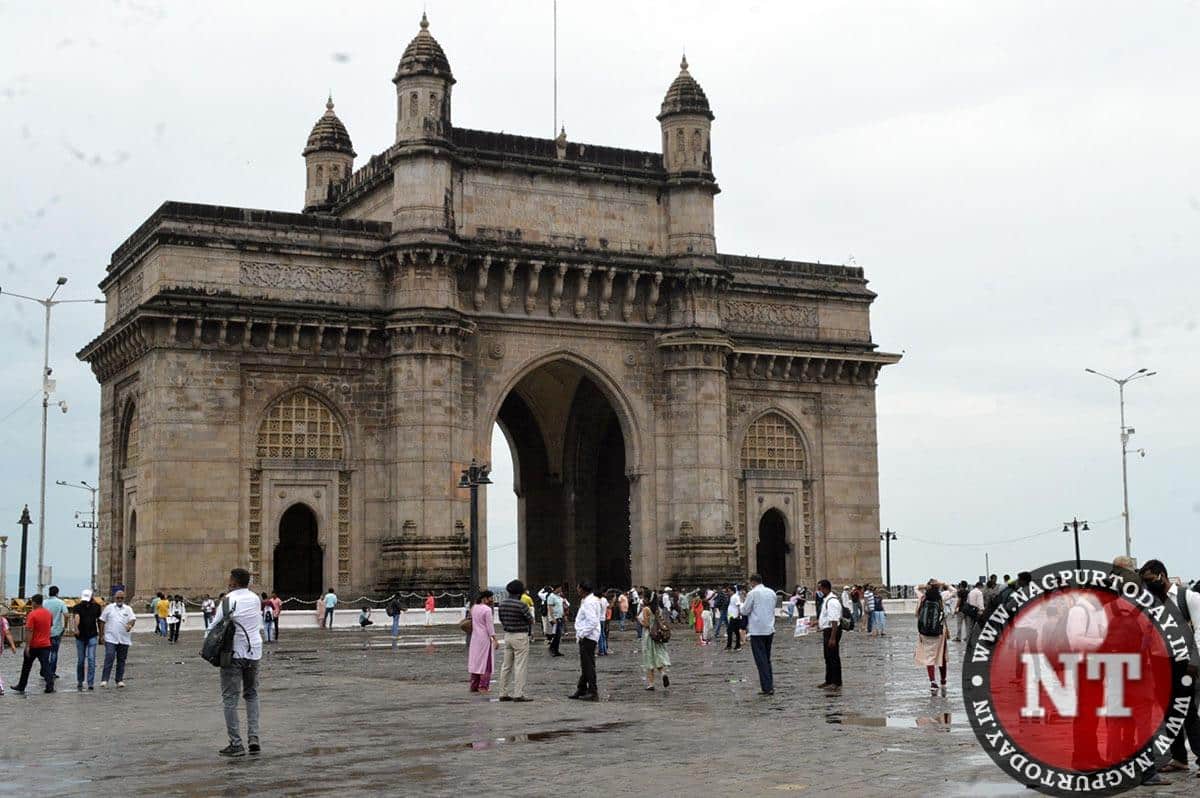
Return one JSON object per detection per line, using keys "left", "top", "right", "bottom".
{"left": 205, "top": 568, "right": 263, "bottom": 757}
{"left": 638, "top": 589, "right": 671, "bottom": 690}
{"left": 914, "top": 581, "right": 949, "bottom": 693}
{"left": 741, "top": 574, "right": 778, "bottom": 696}
{"left": 816, "top": 579, "right": 843, "bottom": 689}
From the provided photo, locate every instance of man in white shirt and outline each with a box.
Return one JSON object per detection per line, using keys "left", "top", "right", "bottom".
{"left": 545, "top": 586, "right": 565, "bottom": 657}
{"left": 965, "top": 580, "right": 986, "bottom": 646}
{"left": 661, "top": 588, "right": 674, "bottom": 622}
{"left": 597, "top": 591, "right": 611, "bottom": 655}
{"left": 740, "top": 574, "right": 778, "bottom": 695}
{"left": 98, "top": 589, "right": 136, "bottom": 688}
{"left": 569, "top": 582, "right": 603, "bottom": 701}
{"left": 206, "top": 568, "right": 263, "bottom": 757}
{"left": 726, "top": 586, "right": 743, "bottom": 651}
{"left": 817, "top": 578, "right": 843, "bottom": 688}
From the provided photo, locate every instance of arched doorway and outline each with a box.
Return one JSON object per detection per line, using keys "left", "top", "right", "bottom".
{"left": 756, "top": 509, "right": 788, "bottom": 591}
{"left": 491, "top": 360, "right": 632, "bottom": 591}
{"left": 274, "top": 504, "right": 323, "bottom": 599}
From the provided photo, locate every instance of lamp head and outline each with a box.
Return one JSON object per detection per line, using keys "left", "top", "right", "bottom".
{"left": 56, "top": 276, "right": 67, "bottom": 286}
{"left": 1062, "top": 523, "right": 1070, "bottom": 533}
{"left": 1082, "top": 522, "right": 1090, "bottom": 531}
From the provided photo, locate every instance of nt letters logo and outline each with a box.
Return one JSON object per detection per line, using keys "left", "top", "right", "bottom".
{"left": 962, "top": 561, "right": 1197, "bottom": 797}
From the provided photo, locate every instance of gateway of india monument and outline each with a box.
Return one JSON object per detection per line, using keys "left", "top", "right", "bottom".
{"left": 78, "top": 15, "right": 899, "bottom": 599}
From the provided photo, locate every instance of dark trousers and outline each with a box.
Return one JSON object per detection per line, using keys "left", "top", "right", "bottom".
{"left": 168, "top": 623, "right": 180, "bottom": 643}
{"left": 48, "top": 635, "right": 62, "bottom": 675}
{"left": 549, "top": 619, "right": 563, "bottom": 655}
{"left": 1170, "top": 682, "right": 1200, "bottom": 765}
{"left": 273, "top": 617, "right": 280, "bottom": 641}
{"left": 102, "top": 642, "right": 129, "bottom": 683}
{"left": 713, "top": 610, "right": 727, "bottom": 640}
{"left": 576, "top": 638, "right": 598, "bottom": 695}
{"left": 750, "top": 634, "right": 774, "bottom": 693}
{"left": 822, "top": 628, "right": 842, "bottom": 686}
{"left": 324, "top": 607, "right": 335, "bottom": 627}
{"left": 15, "top": 646, "right": 54, "bottom": 691}
{"left": 726, "top": 617, "right": 741, "bottom": 649}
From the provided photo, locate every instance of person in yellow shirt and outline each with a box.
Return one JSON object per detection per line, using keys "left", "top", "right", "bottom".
{"left": 155, "top": 592, "right": 170, "bottom": 637}
{"left": 520, "top": 590, "right": 535, "bottom": 621}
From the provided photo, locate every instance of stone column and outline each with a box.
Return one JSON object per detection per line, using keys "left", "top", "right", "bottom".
{"left": 655, "top": 329, "right": 739, "bottom": 585}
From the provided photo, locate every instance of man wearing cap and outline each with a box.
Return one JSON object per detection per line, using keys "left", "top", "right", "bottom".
{"left": 99, "top": 589, "right": 137, "bottom": 687}
{"left": 497, "top": 579, "right": 533, "bottom": 702}
{"left": 71, "top": 588, "right": 102, "bottom": 691}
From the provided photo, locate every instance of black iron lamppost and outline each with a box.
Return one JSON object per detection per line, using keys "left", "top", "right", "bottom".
{"left": 1062, "top": 517, "right": 1090, "bottom": 570}
{"left": 880, "top": 528, "right": 898, "bottom": 596}
{"left": 457, "top": 459, "right": 492, "bottom": 602}
{"left": 17, "top": 505, "right": 32, "bottom": 599}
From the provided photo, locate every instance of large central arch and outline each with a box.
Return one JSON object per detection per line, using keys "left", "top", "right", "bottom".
{"left": 486, "top": 354, "right": 642, "bottom": 591}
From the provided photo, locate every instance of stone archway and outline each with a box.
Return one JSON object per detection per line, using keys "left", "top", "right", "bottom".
{"left": 756, "top": 508, "right": 787, "bottom": 591}
{"left": 491, "top": 359, "right": 633, "bottom": 591}
{"left": 274, "top": 503, "right": 324, "bottom": 600}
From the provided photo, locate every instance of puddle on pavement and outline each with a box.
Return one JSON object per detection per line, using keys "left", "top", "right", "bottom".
{"left": 824, "top": 711, "right": 963, "bottom": 731}
{"left": 462, "top": 721, "right": 630, "bottom": 750}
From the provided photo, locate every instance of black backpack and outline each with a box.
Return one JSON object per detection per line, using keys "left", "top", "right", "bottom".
{"left": 200, "top": 597, "right": 250, "bottom": 668}
{"left": 839, "top": 600, "right": 855, "bottom": 632}
{"left": 918, "top": 597, "right": 945, "bottom": 637}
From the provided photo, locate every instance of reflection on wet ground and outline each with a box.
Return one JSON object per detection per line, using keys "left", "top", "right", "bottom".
{"left": 3, "top": 617, "right": 1195, "bottom": 797}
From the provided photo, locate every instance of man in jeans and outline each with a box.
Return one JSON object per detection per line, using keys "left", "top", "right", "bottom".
{"left": 99, "top": 590, "right": 136, "bottom": 687}
{"left": 70, "top": 589, "right": 102, "bottom": 691}
{"left": 44, "top": 585, "right": 68, "bottom": 678}
{"left": 206, "top": 568, "right": 263, "bottom": 757}
{"left": 545, "top": 585, "right": 565, "bottom": 657}
{"left": 13, "top": 594, "right": 55, "bottom": 694}
{"left": 496, "top": 579, "right": 533, "bottom": 702}
{"left": 740, "top": 574, "right": 777, "bottom": 696}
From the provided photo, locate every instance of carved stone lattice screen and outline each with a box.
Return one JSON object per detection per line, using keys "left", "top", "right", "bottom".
{"left": 257, "top": 393, "right": 345, "bottom": 460}
{"left": 248, "top": 469, "right": 263, "bottom": 582}
{"left": 740, "top": 412, "right": 806, "bottom": 471}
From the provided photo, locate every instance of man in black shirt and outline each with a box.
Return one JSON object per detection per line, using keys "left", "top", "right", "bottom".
{"left": 71, "top": 589, "right": 103, "bottom": 691}
{"left": 496, "top": 579, "right": 533, "bottom": 703}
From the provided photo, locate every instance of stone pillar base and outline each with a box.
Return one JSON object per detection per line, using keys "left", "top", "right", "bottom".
{"left": 375, "top": 532, "right": 469, "bottom": 593}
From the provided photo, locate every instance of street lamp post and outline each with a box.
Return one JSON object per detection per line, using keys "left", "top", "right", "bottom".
{"left": 1084, "top": 367, "right": 1155, "bottom": 561}
{"left": 2, "top": 278, "right": 105, "bottom": 593}
{"left": 0, "top": 535, "right": 8, "bottom": 603}
{"left": 1062, "top": 517, "right": 1090, "bottom": 570}
{"left": 880, "top": 528, "right": 898, "bottom": 596}
{"left": 56, "top": 479, "right": 99, "bottom": 589}
{"left": 17, "top": 505, "right": 32, "bottom": 599}
{"left": 457, "top": 459, "right": 492, "bottom": 601}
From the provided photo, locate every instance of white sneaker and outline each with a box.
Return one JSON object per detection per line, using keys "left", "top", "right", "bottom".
{"left": 99, "top": 681, "right": 107, "bottom": 688}
{"left": 116, "top": 681, "right": 126, "bottom": 688}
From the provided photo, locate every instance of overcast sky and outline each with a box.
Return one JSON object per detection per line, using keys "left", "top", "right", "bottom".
{"left": 1, "top": 1, "right": 1196, "bottom": 597}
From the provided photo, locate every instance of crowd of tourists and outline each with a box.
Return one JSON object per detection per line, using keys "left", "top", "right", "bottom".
{"left": 3, "top": 554, "right": 1197, "bottom": 780}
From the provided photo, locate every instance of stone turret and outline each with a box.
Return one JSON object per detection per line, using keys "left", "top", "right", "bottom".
{"left": 658, "top": 56, "right": 717, "bottom": 256}
{"left": 302, "top": 95, "right": 355, "bottom": 213}
{"left": 393, "top": 12, "right": 455, "bottom": 143}
{"left": 391, "top": 14, "right": 456, "bottom": 238}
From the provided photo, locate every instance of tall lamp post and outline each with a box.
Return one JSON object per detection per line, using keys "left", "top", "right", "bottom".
{"left": 1062, "top": 517, "right": 1090, "bottom": 570}
{"left": 56, "top": 480, "right": 98, "bottom": 590}
{"left": 17, "top": 505, "right": 32, "bottom": 599}
{"left": 1085, "top": 367, "right": 1155, "bottom": 560}
{"left": 1, "top": 278, "right": 105, "bottom": 592}
{"left": 457, "top": 459, "right": 492, "bottom": 602}
{"left": 0, "top": 535, "right": 8, "bottom": 603}
{"left": 880, "top": 528, "right": 898, "bottom": 596}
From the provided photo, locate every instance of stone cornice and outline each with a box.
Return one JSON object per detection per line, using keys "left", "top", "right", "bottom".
{"left": 728, "top": 348, "right": 902, "bottom": 387}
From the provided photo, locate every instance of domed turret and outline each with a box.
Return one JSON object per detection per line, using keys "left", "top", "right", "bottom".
{"left": 393, "top": 13, "right": 455, "bottom": 143}
{"left": 658, "top": 56, "right": 717, "bottom": 257}
{"left": 303, "top": 96, "right": 355, "bottom": 213}
{"left": 658, "top": 56, "right": 714, "bottom": 176}
{"left": 658, "top": 56, "right": 713, "bottom": 121}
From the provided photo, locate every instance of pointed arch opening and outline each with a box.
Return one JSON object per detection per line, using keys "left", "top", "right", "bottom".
{"left": 274, "top": 503, "right": 323, "bottom": 600}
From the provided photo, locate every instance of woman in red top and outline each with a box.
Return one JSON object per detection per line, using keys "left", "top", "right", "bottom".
{"left": 14, "top": 594, "right": 56, "bottom": 693}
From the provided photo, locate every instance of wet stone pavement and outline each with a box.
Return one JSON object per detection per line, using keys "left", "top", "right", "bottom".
{"left": 1, "top": 616, "right": 1195, "bottom": 797}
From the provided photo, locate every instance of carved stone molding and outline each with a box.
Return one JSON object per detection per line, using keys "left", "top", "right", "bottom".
{"left": 722, "top": 299, "right": 817, "bottom": 331}
{"left": 240, "top": 261, "right": 372, "bottom": 294}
